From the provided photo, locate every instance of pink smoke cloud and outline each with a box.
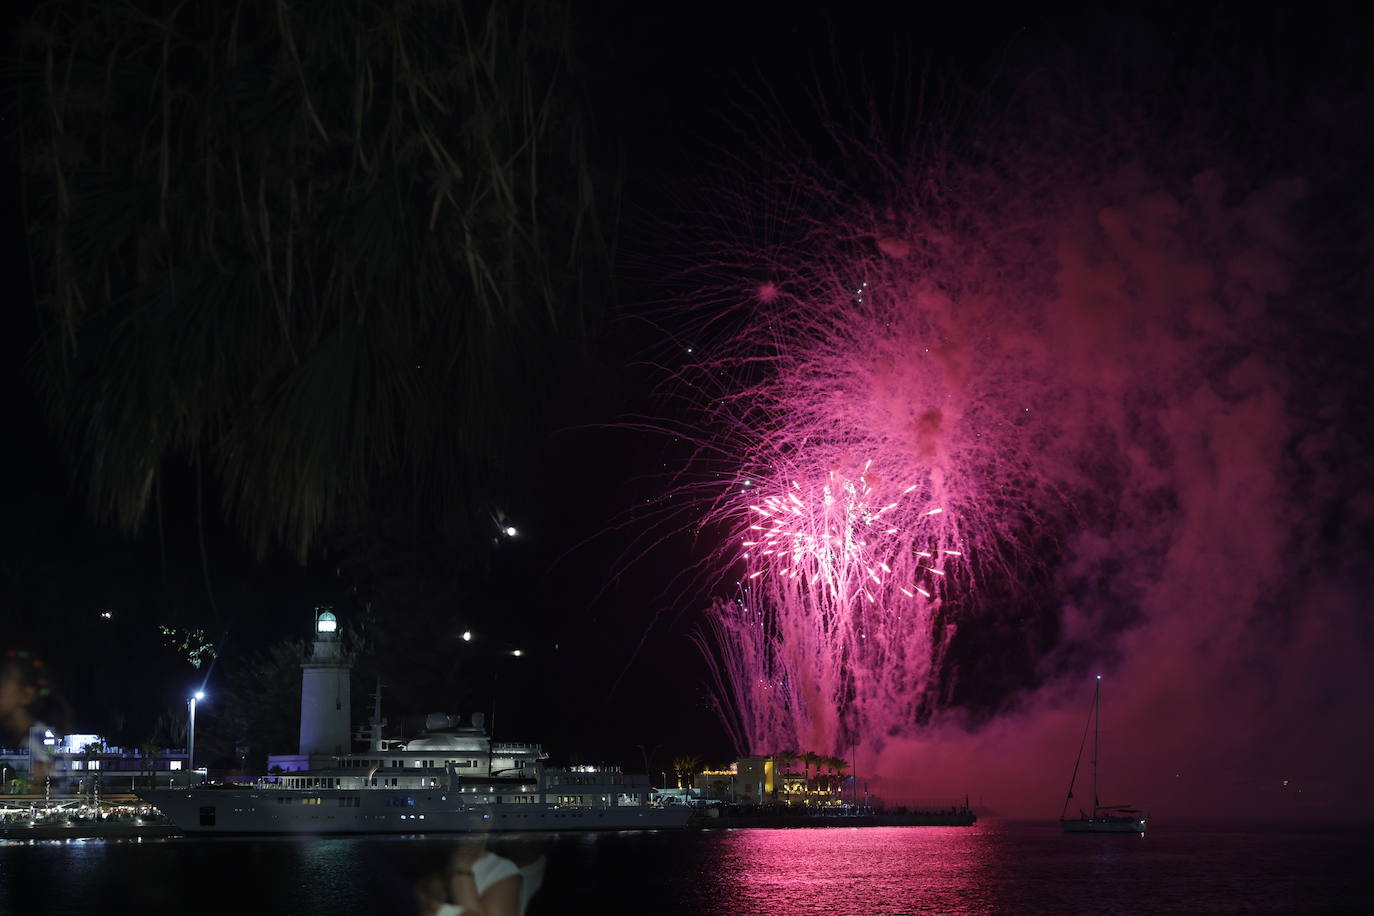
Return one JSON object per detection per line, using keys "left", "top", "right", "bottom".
{"left": 682, "top": 107, "right": 1373, "bottom": 818}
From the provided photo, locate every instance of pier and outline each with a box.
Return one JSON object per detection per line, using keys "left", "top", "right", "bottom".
{"left": 689, "top": 803, "right": 977, "bottom": 829}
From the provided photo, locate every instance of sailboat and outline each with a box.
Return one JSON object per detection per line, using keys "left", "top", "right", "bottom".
{"left": 1060, "top": 675, "right": 1148, "bottom": 834}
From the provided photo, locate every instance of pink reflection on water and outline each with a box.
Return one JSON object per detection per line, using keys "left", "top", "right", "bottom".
{"left": 712, "top": 825, "right": 996, "bottom": 914}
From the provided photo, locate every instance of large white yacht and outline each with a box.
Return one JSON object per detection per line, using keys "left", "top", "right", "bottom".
{"left": 140, "top": 610, "right": 690, "bottom": 834}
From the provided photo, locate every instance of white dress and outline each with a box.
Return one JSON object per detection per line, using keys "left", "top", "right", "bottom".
{"left": 517, "top": 856, "right": 547, "bottom": 916}
{"left": 472, "top": 850, "right": 522, "bottom": 898}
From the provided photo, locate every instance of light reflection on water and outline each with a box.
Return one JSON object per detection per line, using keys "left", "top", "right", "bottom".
{"left": 712, "top": 826, "right": 993, "bottom": 914}
{"left": 2, "top": 820, "right": 1371, "bottom": 915}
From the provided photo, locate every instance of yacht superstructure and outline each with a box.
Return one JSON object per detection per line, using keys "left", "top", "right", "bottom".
{"left": 139, "top": 609, "right": 689, "bottom": 833}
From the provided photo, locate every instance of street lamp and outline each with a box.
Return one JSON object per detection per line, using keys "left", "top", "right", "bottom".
{"left": 187, "top": 690, "right": 205, "bottom": 784}
{"left": 635, "top": 743, "right": 662, "bottom": 784}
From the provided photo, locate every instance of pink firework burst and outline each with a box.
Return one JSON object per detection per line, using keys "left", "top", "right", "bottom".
{"left": 740, "top": 461, "right": 956, "bottom": 604}
{"left": 663, "top": 40, "right": 1326, "bottom": 802}
{"left": 678, "top": 117, "right": 1082, "bottom": 760}
{"left": 690, "top": 451, "right": 971, "bottom": 757}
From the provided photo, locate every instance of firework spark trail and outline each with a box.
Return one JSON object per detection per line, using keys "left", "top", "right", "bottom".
{"left": 670, "top": 67, "right": 1323, "bottom": 766}
{"left": 681, "top": 105, "right": 1273, "bottom": 759}
{"left": 685, "top": 161, "right": 1078, "bottom": 756}
{"left": 706, "top": 456, "right": 967, "bottom": 753}
{"left": 740, "top": 463, "right": 952, "bottom": 603}
{"left": 633, "top": 22, "right": 1372, "bottom": 816}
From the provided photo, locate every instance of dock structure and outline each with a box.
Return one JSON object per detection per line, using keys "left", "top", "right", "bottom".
{"left": 0, "top": 793, "right": 178, "bottom": 838}
{"left": 689, "top": 802, "right": 977, "bottom": 829}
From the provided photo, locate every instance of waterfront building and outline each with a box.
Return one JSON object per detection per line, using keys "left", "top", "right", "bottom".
{"left": 694, "top": 757, "right": 844, "bottom": 806}
{"left": 1, "top": 733, "right": 190, "bottom": 794}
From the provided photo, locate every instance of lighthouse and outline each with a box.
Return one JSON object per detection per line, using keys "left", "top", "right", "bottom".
{"left": 298, "top": 608, "right": 352, "bottom": 758}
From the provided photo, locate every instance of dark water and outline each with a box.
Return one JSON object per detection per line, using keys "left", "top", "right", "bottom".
{"left": 2, "top": 820, "right": 1370, "bottom": 915}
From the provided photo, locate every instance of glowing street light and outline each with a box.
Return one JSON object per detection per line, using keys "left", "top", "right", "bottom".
{"left": 187, "top": 690, "right": 206, "bottom": 784}
{"left": 461, "top": 630, "right": 472, "bottom": 642}
{"left": 512, "top": 649, "right": 523, "bottom": 657}
{"left": 504, "top": 526, "right": 518, "bottom": 537}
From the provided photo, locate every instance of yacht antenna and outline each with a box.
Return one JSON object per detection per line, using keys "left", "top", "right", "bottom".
{"left": 369, "top": 680, "right": 387, "bottom": 753}
{"left": 1093, "top": 675, "right": 1101, "bottom": 814}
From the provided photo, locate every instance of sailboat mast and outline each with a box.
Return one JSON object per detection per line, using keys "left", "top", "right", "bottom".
{"left": 1093, "top": 674, "right": 1101, "bottom": 814}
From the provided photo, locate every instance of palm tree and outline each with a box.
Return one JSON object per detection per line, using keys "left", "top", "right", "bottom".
{"left": 775, "top": 749, "right": 799, "bottom": 774}
{"left": 824, "top": 756, "right": 846, "bottom": 792}
{"left": 670, "top": 755, "right": 702, "bottom": 790}
{"left": 157, "top": 705, "right": 189, "bottom": 750}
{"left": 683, "top": 756, "right": 703, "bottom": 790}
{"left": 82, "top": 741, "right": 102, "bottom": 796}
{"left": 16, "top": 0, "right": 612, "bottom": 610}
{"left": 215, "top": 638, "right": 308, "bottom": 773}
{"left": 816, "top": 752, "right": 835, "bottom": 800}
{"left": 801, "top": 751, "right": 821, "bottom": 783}
{"left": 830, "top": 757, "right": 851, "bottom": 799}
{"left": 139, "top": 740, "right": 161, "bottom": 789}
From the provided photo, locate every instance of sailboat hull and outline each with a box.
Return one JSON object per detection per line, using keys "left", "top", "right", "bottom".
{"left": 1061, "top": 816, "right": 1147, "bottom": 834}
{"left": 1059, "top": 679, "right": 1148, "bottom": 834}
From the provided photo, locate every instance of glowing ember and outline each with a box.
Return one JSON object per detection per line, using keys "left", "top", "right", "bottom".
{"left": 739, "top": 463, "right": 948, "bottom": 603}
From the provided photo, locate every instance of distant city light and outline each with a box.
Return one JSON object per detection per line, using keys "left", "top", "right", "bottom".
{"left": 461, "top": 630, "right": 472, "bottom": 642}
{"left": 512, "top": 649, "right": 523, "bottom": 657}
{"left": 504, "top": 526, "right": 518, "bottom": 537}
{"left": 99, "top": 610, "right": 113, "bottom": 619}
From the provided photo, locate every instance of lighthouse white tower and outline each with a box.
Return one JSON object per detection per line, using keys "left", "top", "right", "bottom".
{"left": 298, "top": 608, "right": 352, "bottom": 758}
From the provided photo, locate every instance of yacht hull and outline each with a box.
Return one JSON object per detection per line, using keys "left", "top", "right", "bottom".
{"left": 139, "top": 789, "right": 692, "bottom": 834}
{"left": 1061, "top": 816, "right": 1147, "bottom": 834}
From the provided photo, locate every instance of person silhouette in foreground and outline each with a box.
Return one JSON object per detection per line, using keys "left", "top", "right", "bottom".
{"left": 442, "top": 835, "right": 522, "bottom": 916}
{"left": 412, "top": 834, "right": 524, "bottom": 916}
{"left": 0, "top": 650, "right": 56, "bottom": 786}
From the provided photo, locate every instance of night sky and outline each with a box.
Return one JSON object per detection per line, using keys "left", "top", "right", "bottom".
{"left": 4, "top": 2, "right": 1372, "bottom": 819}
